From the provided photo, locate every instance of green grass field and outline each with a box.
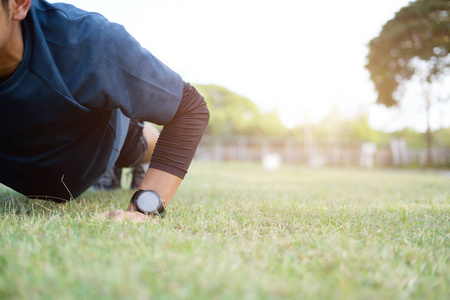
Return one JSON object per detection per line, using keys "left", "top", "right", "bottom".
{"left": 0, "top": 162, "right": 449, "bottom": 299}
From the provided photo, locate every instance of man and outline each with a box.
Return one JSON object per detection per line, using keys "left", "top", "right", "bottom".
{"left": 0, "top": 0, "right": 209, "bottom": 222}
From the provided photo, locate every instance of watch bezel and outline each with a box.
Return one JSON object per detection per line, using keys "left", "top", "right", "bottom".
{"left": 131, "top": 190, "right": 165, "bottom": 218}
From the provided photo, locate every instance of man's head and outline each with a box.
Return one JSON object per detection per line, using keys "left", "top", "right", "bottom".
{"left": 0, "top": 0, "right": 32, "bottom": 46}
{"left": 0, "top": 0, "right": 32, "bottom": 80}
{"left": 1, "top": 0, "right": 9, "bottom": 12}
{"left": 0, "top": 0, "right": 12, "bottom": 54}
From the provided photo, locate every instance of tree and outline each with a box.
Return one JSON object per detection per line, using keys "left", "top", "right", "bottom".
{"left": 195, "top": 84, "right": 287, "bottom": 136}
{"left": 366, "top": 0, "right": 450, "bottom": 166}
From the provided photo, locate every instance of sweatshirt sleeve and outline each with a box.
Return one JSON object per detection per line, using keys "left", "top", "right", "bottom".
{"left": 149, "top": 82, "right": 209, "bottom": 178}
{"left": 37, "top": 1, "right": 184, "bottom": 125}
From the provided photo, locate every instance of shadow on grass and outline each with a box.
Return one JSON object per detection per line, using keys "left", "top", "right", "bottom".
{"left": 0, "top": 187, "right": 68, "bottom": 216}
{"left": 0, "top": 185, "right": 128, "bottom": 218}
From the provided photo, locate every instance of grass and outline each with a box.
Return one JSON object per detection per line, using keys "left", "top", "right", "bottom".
{"left": 0, "top": 162, "right": 449, "bottom": 299}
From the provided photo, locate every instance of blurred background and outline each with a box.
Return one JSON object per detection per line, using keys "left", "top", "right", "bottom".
{"left": 52, "top": 0, "right": 450, "bottom": 168}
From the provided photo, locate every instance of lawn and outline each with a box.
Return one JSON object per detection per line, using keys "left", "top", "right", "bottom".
{"left": 0, "top": 162, "right": 449, "bottom": 299}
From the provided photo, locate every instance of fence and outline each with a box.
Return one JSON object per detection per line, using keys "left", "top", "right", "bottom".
{"left": 194, "top": 135, "right": 450, "bottom": 167}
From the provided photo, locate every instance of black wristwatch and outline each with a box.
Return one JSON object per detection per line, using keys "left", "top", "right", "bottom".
{"left": 130, "top": 190, "right": 165, "bottom": 218}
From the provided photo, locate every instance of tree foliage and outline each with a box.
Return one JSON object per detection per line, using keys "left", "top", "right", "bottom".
{"left": 366, "top": 0, "right": 450, "bottom": 106}
{"left": 195, "top": 84, "right": 287, "bottom": 136}
{"left": 289, "top": 109, "right": 392, "bottom": 147}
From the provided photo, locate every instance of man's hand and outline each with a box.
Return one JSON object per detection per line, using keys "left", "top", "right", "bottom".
{"left": 99, "top": 203, "right": 157, "bottom": 223}
{"left": 100, "top": 168, "right": 180, "bottom": 223}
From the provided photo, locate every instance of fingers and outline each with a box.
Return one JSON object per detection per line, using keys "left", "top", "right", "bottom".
{"left": 99, "top": 210, "right": 110, "bottom": 218}
{"left": 99, "top": 209, "right": 123, "bottom": 219}
{"left": 99, "top": 209, "right": 158, "bottom": 223}
{"left": 111, "top": 210, "right": 126, "bottom": 221}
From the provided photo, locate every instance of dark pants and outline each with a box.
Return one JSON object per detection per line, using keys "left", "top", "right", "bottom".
{"left": 94, "top": 120, "right": 148, "bottom": 190}
{"left": 115, "top": 119, "right": 148, "bottom": 167}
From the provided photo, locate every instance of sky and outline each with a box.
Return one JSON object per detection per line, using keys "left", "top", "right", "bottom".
{"left": 48, "top": 0, "right": 450, "bottom": 132}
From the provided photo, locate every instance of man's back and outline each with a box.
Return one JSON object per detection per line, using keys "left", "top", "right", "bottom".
{"left": 0, "top": 0, "right": 183, "bottom": 200}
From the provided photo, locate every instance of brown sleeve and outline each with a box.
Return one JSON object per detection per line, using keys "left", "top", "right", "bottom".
{"left": 149, "top": 82, "right": 209, "bottom": 178}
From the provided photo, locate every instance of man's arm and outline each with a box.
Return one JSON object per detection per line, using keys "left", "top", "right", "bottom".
{"left": 136, "top": 168, "right": 182, "bottom": 206}
{"left": 100, "top": 168, "right": 181, "bottom": 222}
{"left": 100, "top": 83, "right": 209, "bottom": 222}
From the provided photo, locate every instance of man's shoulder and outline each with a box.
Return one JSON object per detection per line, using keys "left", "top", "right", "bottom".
{"left": 32, "top": 0, "right": 105, "bottom": 22}
{"left": 30, "top": 0, "right": 121, "bottom": 42}
{"left": 29, "top": 0, "right": 128, "bottom": 52}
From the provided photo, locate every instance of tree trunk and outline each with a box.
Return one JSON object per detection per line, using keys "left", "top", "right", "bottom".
{"left": 425, "top": 94, "right": 432, "bottom": 168}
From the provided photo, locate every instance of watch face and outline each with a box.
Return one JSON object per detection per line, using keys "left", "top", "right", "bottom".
{"left": 136, "top": 191, "right": 161, "bottom": 213}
